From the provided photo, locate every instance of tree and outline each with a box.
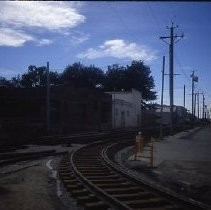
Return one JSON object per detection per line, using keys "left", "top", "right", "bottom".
{"left": 20, "top": 65, "right": 61, "bottom": 88}
{"left": 104, "top": 64, "right": 126, "bottom": 91}
{"left": 104, "top": 60, "right": 156, "bottom": 101}
{"left": 11, "top": 75, "right": 22, "bottom": 87}
{"left": 61, "top": 62, "right": 105, "bottom": 88}
{"left": 0, "top": 76, "right": 12, "bottom": 87}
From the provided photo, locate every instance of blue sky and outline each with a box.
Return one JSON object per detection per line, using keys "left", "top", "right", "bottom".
{"left": 0, "top": 1, "right": 211, "bottom": 115}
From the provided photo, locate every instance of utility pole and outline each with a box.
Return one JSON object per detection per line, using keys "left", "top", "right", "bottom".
{"left": 197, "top": 92, "right": 199, "bottom": 119}
{"left": 113, "top": 88, "right": 116, "bottom": 129}
{"left": 191, "top": 70, "right": 198, "bottom": 118}
{"left": 191, "top": 70, "right": 194, "bottom": 117}
{"left": 160, "top": 22, "right": 184, "bottom": 134}
{"left": 183, "top": 85, "right": 186, "bottom": 108}
{"left": 197, "top": 92, "right": 203, "bottom": 119}
{"left": 160, "top": 56, "right": 165, "bottom": 139}
{"left": 46, "top": 61, "right": 50, "bottom": 134}
{"left": 202, "top": 94, "right": 205, "bottom": 119}
{"left": 205, "top": 105, "right": 207, "bottom": 119}
{"left": 194, "top": 93, "right": 197, "bottom": 117}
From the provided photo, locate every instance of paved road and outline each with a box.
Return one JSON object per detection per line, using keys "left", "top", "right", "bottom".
{"left": 154, "top": 126, "right": 211, "bottom": 165}
{"left": 152, "top": 126, "right": 211, "bottom": 206}
{"left": 124, "top": 126, "right": 211, "bottom": 206}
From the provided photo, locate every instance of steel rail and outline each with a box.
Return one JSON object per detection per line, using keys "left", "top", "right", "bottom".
{"left": 61, "top": 141, "right": 178, "bottom": 209}
{"left": 70, "top": 141, "right": 132, "bottom": 209}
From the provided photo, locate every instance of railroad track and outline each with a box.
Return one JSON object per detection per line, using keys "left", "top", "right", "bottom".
{"left": 0, "top": 130, "right": 135, "bottom": 167}
{"left": 59, "top": 141, "right": 210, "bottom": 210}
{"left": 0, "top": 150, "right": 67, "bottom": 166}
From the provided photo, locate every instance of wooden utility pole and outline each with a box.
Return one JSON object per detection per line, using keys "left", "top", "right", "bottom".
{"left": 194, "top": 93, "right": 197, "bottom": 117}
{"left": 160, "top": 56, "right": 165, "bottom": 139}
{"left": 46, "top": 61, "right": 50, "bottom": 133}
{"left": 191, "top": 70, "right": 194, "bottom": 116}
{"left": 183, "top": 85, "right": 186, "bottom": 108}
{"left": 160, "top": 22, "right": 184, "bottom": 134}
{"left": 197, "top": 92, "right": 203, "bottom": 119}
{"left": 203, "top": 94, "right": 205, "bottom": 119}
{"left": 197, "top": 92, "right": 199, "bottom": 119}
{"left": 191, "top": 70, "right": 198, "bottom": 117}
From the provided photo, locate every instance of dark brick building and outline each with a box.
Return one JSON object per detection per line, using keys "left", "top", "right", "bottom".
{"left": 0, "top": 85, "right": 112, "bottom": 138}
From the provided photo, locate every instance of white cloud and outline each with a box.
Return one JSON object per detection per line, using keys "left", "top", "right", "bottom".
{"left": 69, "top": 32, "right": 90, "bottom": 44}
{"left": 0, "top": 1, "right": 85, "bottom": 30}
{"left": 0, "top": 1, "right": 86, "bottom": 47}
{"left": 0, "top": 28, "right": 34, "bottom": 47}
{"left": 77, "top": 39, "right": 157, "bottom": 61}
{"left": 36, "top": 39, "right": 53, "bottom": 46}
{"left": 0, "top": 28, "right": 53, "bottom": 47}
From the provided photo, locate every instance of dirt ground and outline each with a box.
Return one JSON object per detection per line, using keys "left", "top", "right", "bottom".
{"left": 0, "top": 157, "right": 80, "bottom": 210}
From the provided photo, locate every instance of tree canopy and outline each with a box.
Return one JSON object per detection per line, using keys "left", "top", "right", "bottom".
{"left": 62, "top": 62, "right": 105, "bottom": 89}
{"left": 0, "top": 76, "right": 13, "bottom": 87}
{"left": 104, "top": 61, "right": 156, "bottom": 100}
{"left": 2, "top": 60, "right": 157, "bottom": 101}
{"left": 8, "top": 65, "right": 61, "bottom": 88}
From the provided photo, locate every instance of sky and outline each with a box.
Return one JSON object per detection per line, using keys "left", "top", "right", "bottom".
{"left": 1, "top": 1, "right": 211, "bottom": 115}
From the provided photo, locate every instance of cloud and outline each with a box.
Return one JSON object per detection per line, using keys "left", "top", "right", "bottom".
{"left": 0, "top": 28, "right": 53, "bottom": 47}
{"left": 0, "top": 28, "right": 34, "bottom": 47}
{"left": 0, "top": 1, "right": 86, "bottom": 47}
{"left": 69, "top": 31, "right": 90, "bottom": 44}
{"left": 36, "top": 39, "right": 53, "bottom": 46}
{"left": 0, "top": 2, "right": 85, "bottom": 30}
{"left": 77, "top": 39, "right": 157, "bottom": 61}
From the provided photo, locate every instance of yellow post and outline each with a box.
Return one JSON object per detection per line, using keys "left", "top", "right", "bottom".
{"left": 140, "top": 133, "right": 144, "bottom": 153}
{"left": 134, "top": 143, "right": 137, "bottom": 160}
{"left": 134, "top": 135, "right": 140, "bottom": 160}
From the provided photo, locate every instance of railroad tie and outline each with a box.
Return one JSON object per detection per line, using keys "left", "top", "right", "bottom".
{"left": 84, "top": 201, "right": 109, "bottom": 210}
{"left": 105, "top": 186, "right": 140, "bottom": 194}
{"left": 134, "top": 205, "right": 182, "bottom": 210}
{"left": 71, "top": 189, "right": 89, "bottom": 197}
{"left": 66, "top": 183, "right": 83, "bottom": 191}
{"left": 112, "top": 192, "right": 152, "bottom": 200}
{"left": 77, "top": 194, "right": 100, "bottom": 205}
{"left": 124, "top": 197, "right": 169, "bottom": 208}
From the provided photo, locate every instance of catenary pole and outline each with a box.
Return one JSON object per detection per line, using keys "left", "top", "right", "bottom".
{"left": 160, "top": 56, "right": 165, "bottom": 139}
{"left": 194, "top": 93, "right": 197, "bottom": 117}
{"left": 46, "top": 62, "right": 50, "bottom": 133}
{"left": 197, "top": 92, "right": 203, "bottom": 119}
{"left": 191, "top": 70, "right": 195, "bottom": 117}
{"left": 169, "top": 24, "right": 174, "bottom": 134}
{"left": 183, "top": 85, "right": 186, "bottom": 108}
{"left": 160, "top": 22, "right": 184, "bottom": 134}
{"left": 197, "top": 92, "right": 199, "bottom": 119}
{"left": 203, "top": 94, "right": 205, "bottom": 119}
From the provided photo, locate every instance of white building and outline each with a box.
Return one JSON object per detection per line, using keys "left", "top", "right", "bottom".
{"left": 106, "top": 89, "right": 142, "bottom": 129}
{"left": 155, "top": 105, "right": 188, "bottom": 125}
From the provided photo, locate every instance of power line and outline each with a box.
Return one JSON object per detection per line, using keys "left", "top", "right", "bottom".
{"left": 145, "top": 2, "right": 163, "bottom": 34}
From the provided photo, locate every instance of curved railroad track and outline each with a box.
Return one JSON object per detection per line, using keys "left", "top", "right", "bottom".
{"left": 59, "top": 141, "right": 210, "bottom": 210}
